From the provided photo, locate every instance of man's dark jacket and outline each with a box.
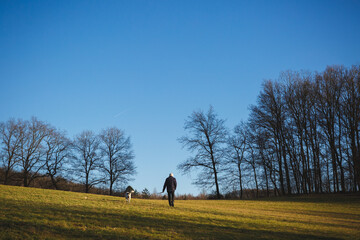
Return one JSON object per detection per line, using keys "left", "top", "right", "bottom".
{"left": 163, "top": 176, "right": 177, "bottom": 192}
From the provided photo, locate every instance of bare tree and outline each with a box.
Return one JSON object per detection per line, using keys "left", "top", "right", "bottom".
{"left": 99, "top": 127, "right": 136, "bottom": 195}
{"left": 249, "top": 80, "right": 291, "bottom": 195}
{"left": 225, "top": 121, "right": 248, "bottom": 199}
{"left": 178, "top": 106, "right": 227, "bottom": 199}
{"left": 18, "top": 117, "right": 49, "bottom": 187}
{"left": 72, "top": 130, "right": 103, "bottom": 193}
{"left": 43, "top": 128, "right": 71, "bottom": 189}
{"left": 245, "top": 65, "right": 360, "bottom": 195}
{"left": 316, "top": 66, "right": 345, "bottom": 192}
{"left": 340, "top": 65, "right": 360, "bottom": 191}
{"left": 245, "top": 139, "right": 260, "bottom": 198}
{"left": 282, "top": 71, "right": 319, "bottom": 194}
{"left": 0, "top": 119, "right": 25, "bottom": 184}
{"left": 250, "top": 125, "right": 273, "bottom": 197}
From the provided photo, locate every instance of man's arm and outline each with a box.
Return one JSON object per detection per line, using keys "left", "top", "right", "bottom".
{"left": 174, "top": 178, "right": 177, "bottom": 190}
{"left": 162, "top": 179, "right": 167, "bottom": 192}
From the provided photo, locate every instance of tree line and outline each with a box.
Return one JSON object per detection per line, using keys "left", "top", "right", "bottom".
{"left": 0, "top": 118, "right": 136, "bottom": 195}
{"left": 178, "top": 65, "right": 360, "bottom": 198}
{"left": 1, "top": 64, "right": 359, "bottom": 199}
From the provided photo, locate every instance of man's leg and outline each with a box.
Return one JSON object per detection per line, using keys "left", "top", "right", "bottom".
{"left": 169, "top": 191, "right": 174, "bottom": 207}
{"left": 171, "top": 191, "right": 175, "bottom": 207}
{"left": 168, "top": 191, "right": 172, "bottom": 206}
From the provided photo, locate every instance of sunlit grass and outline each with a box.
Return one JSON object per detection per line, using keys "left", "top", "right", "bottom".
{"left": 1, "top": 185, "right": 359, "bottom": 239}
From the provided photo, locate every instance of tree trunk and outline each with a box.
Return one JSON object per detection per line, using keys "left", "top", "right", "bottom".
{"left": 4, "top": 168, "right": 10, "bottom": 185}
{"left": 276, "top": 141, "right": 285, "bottom": 195}
{"left": 282, "top": 146, "right": 291, "bottom": 195}
{"left": 23, "top": 171, "right": 29, "bottom": 187}
{"left": 264, "top": 164, "right": 269, "bottom": 197}
{"left": 214, "top": 168, "right": 220, "bottom": 199}
{"left": 252, "top": 164, "right": 259, "bottom": 198}
{"left": 237, "top": 161, "right": 243, "bottom": 199}
{"left": 50, "top": 175, "right": 58, "bottom": 190}
{"left": 209, "top": 143, "right": 221, "bottom": 199}
{"left": 211, "top": 153, "right": 221, "bottom": 199}
{"left": 85, "top": 172, "right": 90, "bottom": 193}
{"left": 110, "top": 182, "right": 113, "bottom": 196}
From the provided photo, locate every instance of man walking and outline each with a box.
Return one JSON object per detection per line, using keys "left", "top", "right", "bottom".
{"left": 162, "top": 173, "right": 177, "bottom": 207}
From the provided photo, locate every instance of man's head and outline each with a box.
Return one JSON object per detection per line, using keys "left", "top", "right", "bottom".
{"left": 169, "top": 173, "right": 174, "bottom": 177}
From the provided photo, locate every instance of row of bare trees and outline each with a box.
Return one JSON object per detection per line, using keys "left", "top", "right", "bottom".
{"left": 178, "top": 65, "right": 360, "bottom": 198}
{"left": 0, "top": 118, "right": 136, "bottom": 195}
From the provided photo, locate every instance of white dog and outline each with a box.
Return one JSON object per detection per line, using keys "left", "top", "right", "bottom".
{"left": 125, "top": 190, "right": 134, "bottom": 203}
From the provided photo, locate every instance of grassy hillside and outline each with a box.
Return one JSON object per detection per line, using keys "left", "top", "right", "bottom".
{"left": 1, "top": 185, "right": 359, "bottom": 240}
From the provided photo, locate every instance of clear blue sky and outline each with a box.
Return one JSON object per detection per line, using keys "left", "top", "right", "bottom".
{"left": 1, "top": 0, "right": 359, "bottom": 195}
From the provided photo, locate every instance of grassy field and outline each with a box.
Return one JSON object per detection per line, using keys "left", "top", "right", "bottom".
{"left": 0, "top": 185, "right": 359, "bottom": 240}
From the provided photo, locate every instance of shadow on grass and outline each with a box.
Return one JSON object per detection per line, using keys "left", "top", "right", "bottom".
{"left": 0, "top": 199, "right": 343, "bottom": 240}
{"left": 257, "top": 193, "right": 360, "bottom": 203}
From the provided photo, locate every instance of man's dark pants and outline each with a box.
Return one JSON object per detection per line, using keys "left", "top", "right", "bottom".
{"left": 168, "top": 191, "right": 175, "bottom": 207}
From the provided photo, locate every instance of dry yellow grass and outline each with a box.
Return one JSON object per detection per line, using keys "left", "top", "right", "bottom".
{"left": 1, "top": 185, "right": 359, "bottom": 239}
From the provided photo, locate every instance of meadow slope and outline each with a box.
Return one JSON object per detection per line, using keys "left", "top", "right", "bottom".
{"left": 0, "top": 185, "right": 359, "bottom": 240}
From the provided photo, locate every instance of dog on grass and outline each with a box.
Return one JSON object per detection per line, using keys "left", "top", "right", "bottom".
{"left": 125, "top": 190, "right": 134, "bottom": 203}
